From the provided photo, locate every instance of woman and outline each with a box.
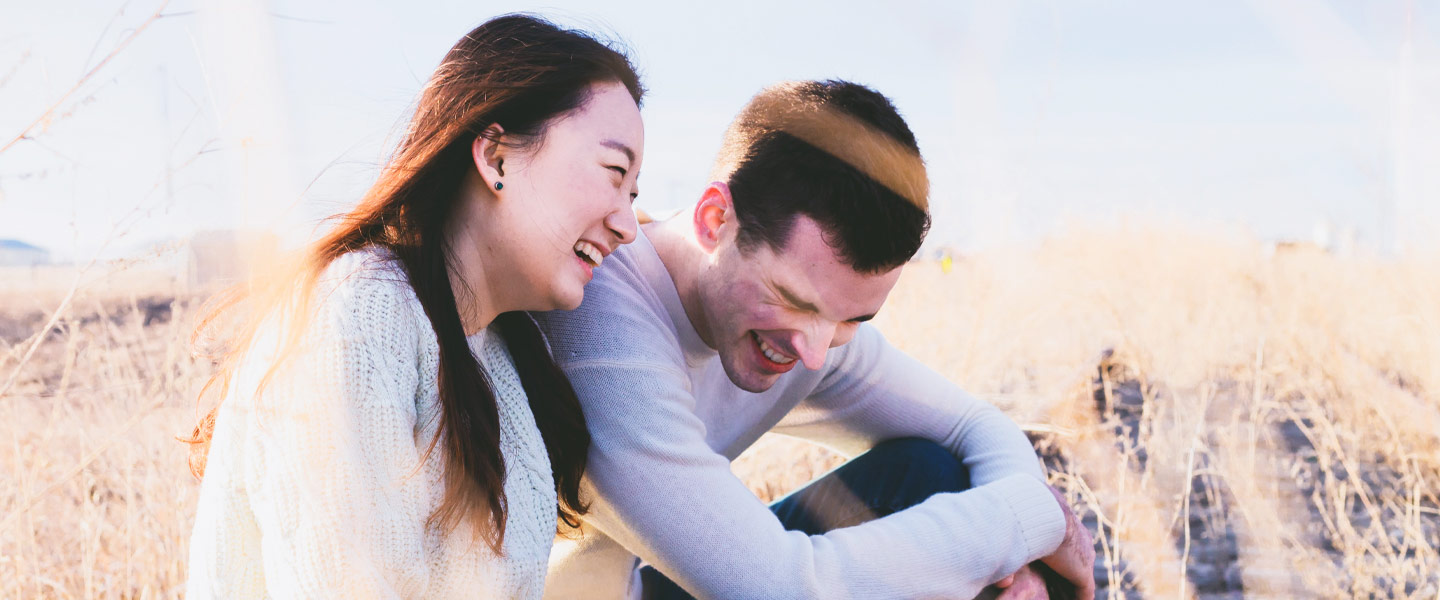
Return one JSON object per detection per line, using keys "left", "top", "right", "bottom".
{"left": 185, "top": 15, "right": 644, "bottom": 598}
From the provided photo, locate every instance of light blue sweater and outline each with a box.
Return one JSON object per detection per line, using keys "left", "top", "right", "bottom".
{"left": 535, "top": 229, "right": 1066, "bottom": 600}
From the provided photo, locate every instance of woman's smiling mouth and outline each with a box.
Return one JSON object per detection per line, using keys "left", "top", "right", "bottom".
{"left": 573, "top": 240, "right": 604, "bottom": 267}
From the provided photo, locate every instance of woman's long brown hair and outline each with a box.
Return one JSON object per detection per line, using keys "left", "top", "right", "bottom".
{"left": 184, "top": 14, "right": 644, "bottom": 554}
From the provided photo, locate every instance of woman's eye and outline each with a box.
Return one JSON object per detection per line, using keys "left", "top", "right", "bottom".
{"left": 607, "top": 166, "right": 627, "bottom": 177}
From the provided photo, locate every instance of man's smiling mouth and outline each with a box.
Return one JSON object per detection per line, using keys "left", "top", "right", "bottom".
{"left": 750, "top": 331, "right": 796, "bottom": 365}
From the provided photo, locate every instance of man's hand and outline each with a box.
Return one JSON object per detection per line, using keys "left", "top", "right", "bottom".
{"left": 993, "top": 564, "right": 1048, "bottom": 599}
{"left": 1037, "top": 485, "right": 1096, "bottom": 600}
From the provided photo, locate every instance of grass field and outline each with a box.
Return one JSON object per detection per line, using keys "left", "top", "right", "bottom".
{"left": 2, "top": 224, "right": 1437, "bottom": 599}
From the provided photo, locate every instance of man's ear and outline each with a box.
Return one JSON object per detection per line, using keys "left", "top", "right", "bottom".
{"left": 471, "top": 124, "right": 507, "bottom": 192}
{"left": 693, "top": 182, "right": 733, "bottom": 253}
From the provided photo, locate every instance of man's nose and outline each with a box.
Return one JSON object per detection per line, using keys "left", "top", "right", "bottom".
{"left": 788, "top": 323, "right": 836, "bottom": 371}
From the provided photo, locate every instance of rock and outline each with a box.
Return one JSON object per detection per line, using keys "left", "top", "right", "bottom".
{"left": 1093, "top": 564, "right": 1110, "bottom": 586}
{"left": 1188, "top": 563, "right": 1224, "bottom": 592}
{"left": 1224, "top": 562, "right": 1244, "bottom": 590}
{"left": 1189, "top": 541, "right": 1237, "bottom": 564}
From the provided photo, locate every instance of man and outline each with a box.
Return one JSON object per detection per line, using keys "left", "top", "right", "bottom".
{"left": 534, "top": 80, "right": 1095, "bottom": 599}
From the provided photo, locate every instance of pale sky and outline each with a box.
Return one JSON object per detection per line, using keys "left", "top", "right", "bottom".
{"left": 1, "top": 0, "right": 1437, "bottom": 262}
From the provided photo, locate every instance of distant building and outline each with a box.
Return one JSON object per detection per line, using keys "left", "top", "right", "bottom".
{"left": 0, "top": 239, "right": 50, "bottom": 267}
{"left": 183, "top": 229, "right": 282, "bottom": 287}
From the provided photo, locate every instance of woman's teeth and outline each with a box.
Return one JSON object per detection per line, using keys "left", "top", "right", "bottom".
{"left": 753, "top": 331, "right": 795, "bottom": 364}
{"left": 574, "top": 240, "right": 603, "bottom": 267}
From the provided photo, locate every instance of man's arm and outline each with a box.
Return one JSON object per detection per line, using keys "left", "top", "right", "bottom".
{"left": 775, "top": 324, "right": 1090, "bottom": 594}
{"left": 565, "top": 356, "right": 1067, "bottom": 600}
{"left": 776, "top": 324, "right": 1047, "bottom": 486}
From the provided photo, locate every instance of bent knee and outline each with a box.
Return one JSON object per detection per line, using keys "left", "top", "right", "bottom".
{"left": 871, "top": 438, "right": 965, "bottom": 477}
{"left": 862, "top": 437, "right": 972, "bottom": 500}
{"left": 871, "top": 437, "right": 951, "bottom": 462}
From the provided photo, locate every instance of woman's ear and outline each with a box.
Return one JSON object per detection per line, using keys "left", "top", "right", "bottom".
{"left": 472, "top": 124, "right": 507, "bottom": 191}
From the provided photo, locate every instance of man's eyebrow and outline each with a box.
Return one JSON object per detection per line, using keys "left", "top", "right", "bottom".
{"left": 600, "top": 139, "right": 635, "bottom": 166}
{"left": 774, "top": 281, "right": 876, "bottom": 322}
{"left": 773, "top": 282, "right": 820, "bottom": 314}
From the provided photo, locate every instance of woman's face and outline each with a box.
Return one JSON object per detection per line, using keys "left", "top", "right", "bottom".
{"left": 483, "top": 80, "right": 644, "bottom": 312}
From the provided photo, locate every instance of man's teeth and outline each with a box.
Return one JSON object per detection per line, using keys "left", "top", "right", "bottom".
{"left": 573, "top": 241, "right": 603, "bottom": 267}
{"left": 754, "top": 332, "right": 795, "bottom": 364}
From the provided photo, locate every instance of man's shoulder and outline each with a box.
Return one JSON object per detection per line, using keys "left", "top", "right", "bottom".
{"left": 533, "top": 241, "right": 684, "bottom": 370}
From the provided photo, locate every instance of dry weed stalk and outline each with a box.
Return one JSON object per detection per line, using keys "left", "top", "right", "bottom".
{"left": 737, "top": 224, "right": 1438, "bottom": 599}
{"left": 1, "top": 1, "right": 173, "bottom": 155}
{"left": 2, "top": 222, "right": 1436, "bottom": 597}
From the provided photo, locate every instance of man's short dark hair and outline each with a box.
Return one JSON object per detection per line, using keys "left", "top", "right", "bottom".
{"left": 711, "top": 80, "right": 930, "bottom": 273}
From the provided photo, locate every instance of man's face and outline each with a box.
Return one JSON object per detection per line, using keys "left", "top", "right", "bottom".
{"left": 696, "top": 215, "right": 902, "bottom": 393}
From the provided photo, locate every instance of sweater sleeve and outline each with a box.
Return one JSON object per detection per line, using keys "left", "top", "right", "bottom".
{"left": 566, "top": 352, "right": 1065, "bottom": 600}
{"left": 235, "top": 275, "right": 433, "bottom": 599}
{"left": 776, "top": 323, "right": 1067, "bottom": 557}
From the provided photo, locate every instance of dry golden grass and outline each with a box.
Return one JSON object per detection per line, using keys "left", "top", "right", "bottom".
{"left": 1, "top": 273, "right": 210, "bottom": 599}
{"left": 3, "top": 223, "right": 1437, "bottom": 598}
{"left": 737, "top": 223, "right": 1440, "bottom": 599}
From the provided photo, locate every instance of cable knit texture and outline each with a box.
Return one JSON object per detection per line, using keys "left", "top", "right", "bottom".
{"left": 533, "top": 229, "right": 1067, "bottom": 600}
{"left": 187, "top": 248, "right": 558, "bottom": 599}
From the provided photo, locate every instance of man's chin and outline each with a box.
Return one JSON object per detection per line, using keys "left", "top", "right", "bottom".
{"left": 719, "top": 356, "right": 779, "bottom": 393}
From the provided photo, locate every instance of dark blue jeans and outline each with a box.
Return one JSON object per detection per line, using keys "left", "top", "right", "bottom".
{"left": 639, "top": 438, "right": 971, "bottom": 600}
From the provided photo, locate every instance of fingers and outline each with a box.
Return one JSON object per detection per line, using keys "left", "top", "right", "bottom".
{"left": 1046, "top": 485, "right": 1077, "bottom": 540}
{"left": 1068, "top": 509, "right": 1096, "bottom": 595}
{"left": 995, "top": 583, "right": 1039, "bottom": 599}
{"left": 1040, "top": 486, "right": 1098, "bottom": 596}
{"left": 1067, "top": 510, "right": 1096, "bottom": 596}
{"left": 994, "top": 567, "right": 1049, "bottom": 600}
{"left": 996, "top": 574, "right": 1016, "bottom": 588}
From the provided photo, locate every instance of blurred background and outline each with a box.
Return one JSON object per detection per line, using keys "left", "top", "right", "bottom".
{"left": 2, "top": 2, "right": 1437, "bottom": 599}
{"left": 2, "top": 0, "right": 1436, "bottom": 267}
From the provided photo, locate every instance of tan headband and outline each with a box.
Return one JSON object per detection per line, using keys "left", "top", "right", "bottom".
{"left": 720, "top": 94, "right": 930, "bottom": 212}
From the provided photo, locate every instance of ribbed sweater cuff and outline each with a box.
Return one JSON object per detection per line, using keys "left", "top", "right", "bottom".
{"left": 991, "top": 474, "right": 1068, "bottom": 560}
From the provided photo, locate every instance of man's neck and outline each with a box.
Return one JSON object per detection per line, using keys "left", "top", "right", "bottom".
{"left": 644, "top": 217, "right": 717, "bottom": 349}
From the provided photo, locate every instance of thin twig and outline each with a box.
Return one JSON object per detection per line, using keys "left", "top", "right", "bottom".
{"left": 0, "top": 271, "right": 86, "bottom": 400}
{"left": 0, "top": 141, "right": 214, "bottom": 401}
{"left": 1177, "top": 425, "right": 1201, "bottom": 600}
{"left": 0, "top": 394, "right": 167, "bottom": 530}
{"left": 0, "top": 0, "right": 172, "bottom": 155}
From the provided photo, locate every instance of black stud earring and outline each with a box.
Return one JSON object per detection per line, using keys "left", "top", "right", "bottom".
{"left": 494, "top": 181, "right": 503, "bottom": 191}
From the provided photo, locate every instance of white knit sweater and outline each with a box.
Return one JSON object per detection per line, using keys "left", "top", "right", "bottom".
{"left": 187, "top": 248, "right": 558, "bottom": 599}
{"left": 534, "top": 229, "right": 1067, "bottom": 600}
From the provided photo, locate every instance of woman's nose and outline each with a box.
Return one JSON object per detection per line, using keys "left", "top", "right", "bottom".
{"left": 606, "top": 206, "right": 638, "bottom": 245}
